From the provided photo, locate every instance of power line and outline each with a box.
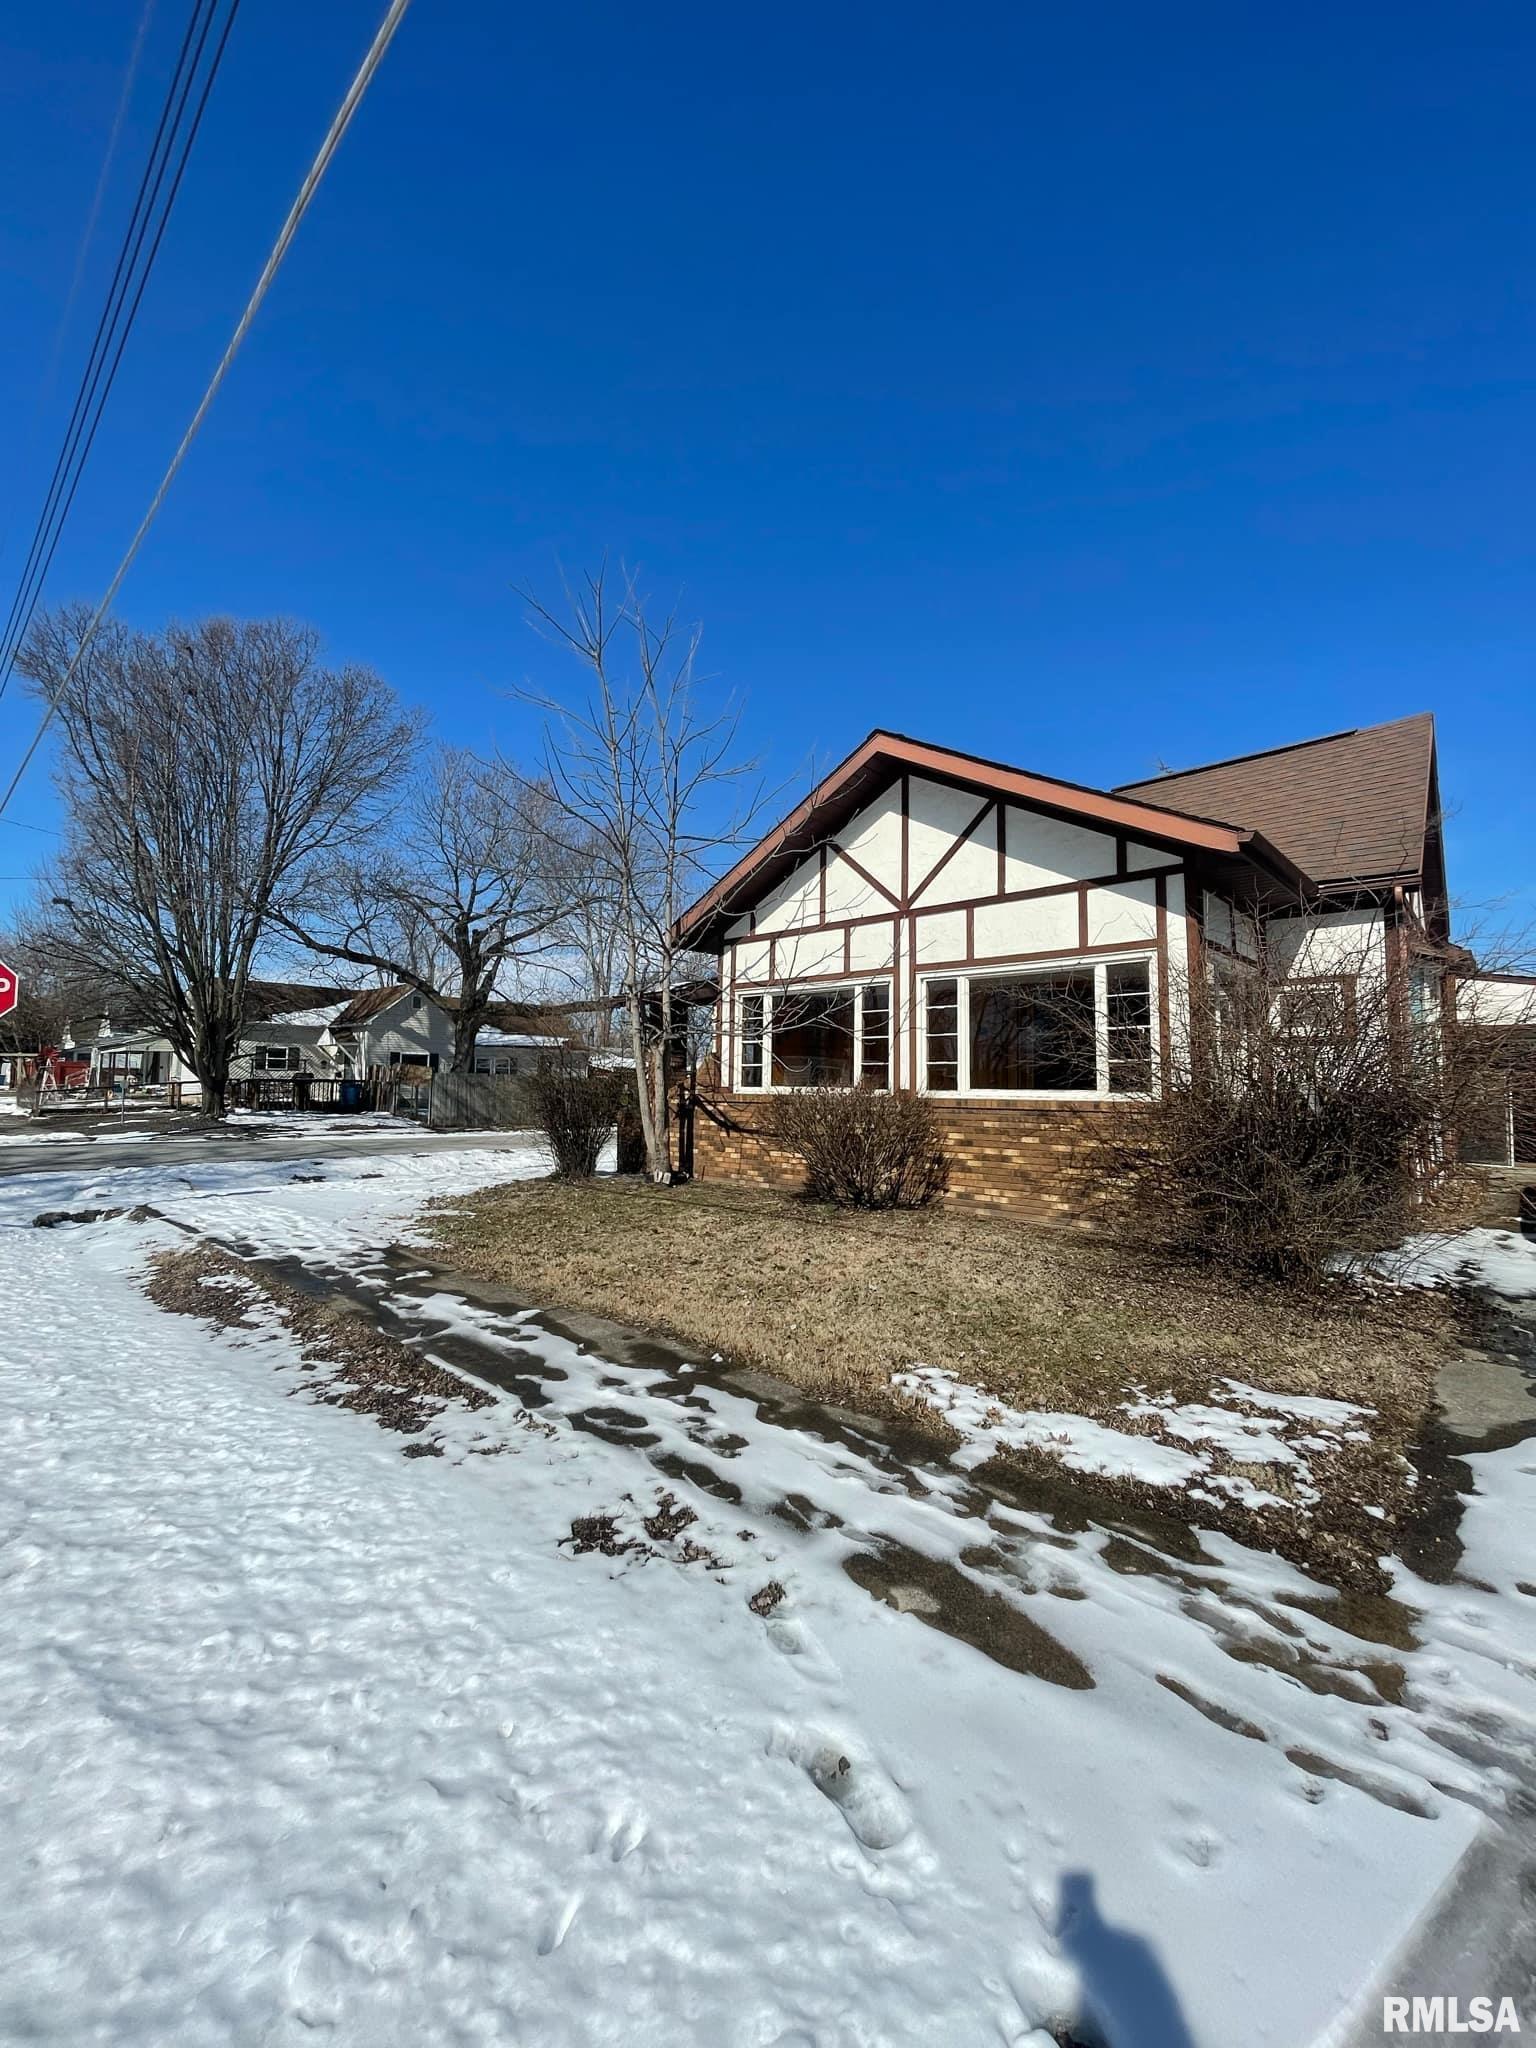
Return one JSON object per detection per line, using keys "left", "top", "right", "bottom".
{"left": 0, "top": 0, "right": 415, "bottom": 827}
{"left": 0, "top": 0, "right": 240, "bottom": 705}
{"left": 0, "top": 0, "right": 159, "bottom": 579}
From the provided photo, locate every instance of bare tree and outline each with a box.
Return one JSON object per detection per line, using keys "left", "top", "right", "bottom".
{"left": 18, "top": 608, "right": 417, "bottom": 1116}
{"left": 278, "top": 744, "right": 581, "bottom": 1070}
{"left": 0, "top": 929, "right": 98, "bottom": 1057}
{"left": 517, "top": 566, "right": 769, "bottom": 1181}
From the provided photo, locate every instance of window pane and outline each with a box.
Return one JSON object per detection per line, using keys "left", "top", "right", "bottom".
{"left": 740, "top": 995, "right": 764, "bottom": 1088}
{"left": 1276, "top": 977, "right": 1354, "bottom": 1044}
{"left": 970, "top": 971, "right": 1095, "bottom": 1090}
{"left": 860, "top": 983, "right": 890, "bottom": 1087}
{"left": 925, "top": 977, "right": 959, "bottom": 1092}
{"left": 1106, "top": 961, "right": 1154, "bottom": 1094}
{"left": 771, "top": 988, "right": 856, "bottom": 1086}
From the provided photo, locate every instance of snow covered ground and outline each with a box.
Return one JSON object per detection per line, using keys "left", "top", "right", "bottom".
{"left": 892, "top": 1365, "right": 1374, "bottom": 1511}
{"left": 1, "top": 1147, "right": 1533, "bottom": 2047}
{"left": 1373, "top": 1224, "right": 1536, "bottom": 1301}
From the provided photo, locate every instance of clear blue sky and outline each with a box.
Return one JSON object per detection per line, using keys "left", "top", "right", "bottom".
{"left": 1, "top": 1, "right": 1532, "bottom": 938}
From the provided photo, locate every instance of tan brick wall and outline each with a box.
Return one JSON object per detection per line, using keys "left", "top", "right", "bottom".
{"left": 691, "top": 1089, "right": 1137, "bottom": 1225}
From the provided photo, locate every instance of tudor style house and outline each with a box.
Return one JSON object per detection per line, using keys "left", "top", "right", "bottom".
{"left": 675, "top": 712, "right": 1457, "bottom": 1218}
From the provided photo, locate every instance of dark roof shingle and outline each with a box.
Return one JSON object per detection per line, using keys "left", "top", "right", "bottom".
{"left": 331, "top": 985, "right": 415, "bottom": 1028}
{"left": 1115, "top": 712, "right": 1436, "bottom": 888}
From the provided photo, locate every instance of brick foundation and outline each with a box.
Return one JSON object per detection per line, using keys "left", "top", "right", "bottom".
{"left": 690, "top": 1089, "right": 1137, "bottom": 1226}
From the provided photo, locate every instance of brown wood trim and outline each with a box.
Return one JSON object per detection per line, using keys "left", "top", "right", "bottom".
{"left": 718, "top": 864, "right": 1185, "bottom": 960}
{"left": 900, "top": 774, "right": 911, "bottom": 909}
{"left": 1116, "top": 834, "right": 1128, "bottom": 879}
{"left": 675, "top": 728, "right": 1275, "bottom": 946}
{"left": 843, "top": 926, "right": 852, "bottom": 975}
{"left": 818, "top": 843, "right": 828, "bottom": 923}
{"left": 1155, "top": 874, "right": 1171, "bottom": 1098}
{"left": 909, "top": 797, "right": 995, "bottom": 906}
{"left": 768, "top": 935, "right": 778, "bottom": 982}
{"left": 911, "top": 937, "right": 1161, "bottom": 976}
{"left": 724, "top": 946, "right": 736, "bottom": 1085}
{"left": 996, "top": 801, "right": 1007, "bottom": 896}
{"left": 933, "top": 861, "right": 1181, "bottom": 917}
{"left": 965, "top": 904, "right": 975, "bottom": 958}
{"left": 733, "top": 965, "right": 898, "bottom": 991}
{"left": 729, "top": 871, "right": 1181, "bottom": 974}
{"left": 1078, "top": 887, "right": 1089, "bottom": 950}
{"left": 827, "top": 841, "right": 902, "bottom": 911}
{"left": 906, "top": 916, "right": 918, "bottom": 1090}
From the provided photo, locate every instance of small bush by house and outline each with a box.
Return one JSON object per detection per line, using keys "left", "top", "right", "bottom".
{"left": 527, "top": 1067, "right": 627, "bottom": 1180}
{"left": 769, "top": 1084, "right": 950, "bottom": 1210}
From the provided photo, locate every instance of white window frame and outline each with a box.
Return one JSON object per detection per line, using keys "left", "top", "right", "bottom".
{"left": 918, "top": 952, "right": 1160, "bottom": 1100}
{"left": 252, "top": 1043, "right": 303, "bottom": 1074}
{"left": 735, "top": 978, "right": 892, "bottom": 1093}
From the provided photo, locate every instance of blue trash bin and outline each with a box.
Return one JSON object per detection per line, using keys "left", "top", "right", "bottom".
{"left": 339, "top": 1080, "right": 363, "bottom": 1112}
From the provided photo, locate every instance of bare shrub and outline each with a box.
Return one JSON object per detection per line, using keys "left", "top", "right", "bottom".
{"left": 527, "top": 1066, "right": 625, "bottom": 1179}
{"left": 1083, "top": 941, "right": 1505, "bottom": 1283}
{"left": 769, "top": 1085, "right": 950, "bottom": 1210}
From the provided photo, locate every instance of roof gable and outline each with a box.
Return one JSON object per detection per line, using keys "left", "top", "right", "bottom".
{"left": 1115, "top": 713, "right": 1436, "bottom": 891}
{"left": 677, "top": 729, "right": 1303, "bottom": 948}
{"left": 330, "top": 984, "right": 424, "bottom": 1029}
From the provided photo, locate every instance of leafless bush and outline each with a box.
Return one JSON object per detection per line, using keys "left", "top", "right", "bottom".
{"left": 769, "top": 1085, "right": 950, "bottom": 1210}
{"left": 526, "top": 1067, "right": 626, "bottom": 1179}
{"left": 1082, "top": 942, "right": 1509, "bottom": 1282}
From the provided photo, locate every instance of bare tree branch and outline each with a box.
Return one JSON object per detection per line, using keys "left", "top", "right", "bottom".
{"left": 18, "top": 606, "right": 418, "bottom": 1115}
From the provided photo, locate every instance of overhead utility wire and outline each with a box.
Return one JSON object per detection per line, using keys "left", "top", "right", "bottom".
{"left": 0, "top": 0, "right": 239, "bottom": 705}
{"left": 0, "top": 0, "right": 159, "bottom": 578}
{"left": 0, "top": 0, "right": 415, "bottom": 826}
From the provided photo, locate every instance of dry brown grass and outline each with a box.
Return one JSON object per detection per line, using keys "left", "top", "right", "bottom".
{"left": 426, "top": 1177, "right": 1452, "bottom": 1428}
{"left": 424, "top": 1177, "right": 1463, "bottom": 1589}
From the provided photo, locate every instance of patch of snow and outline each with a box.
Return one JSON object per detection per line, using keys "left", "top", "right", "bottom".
{"left": 1122, "top": 1397, "right": 1300, "bottom": 1466}
{"left": 262, "top": 1004, "right": 349, "bottom": 1027}
{"left": 897, "top": 1366, "right": 1356, "bottom": 1506}
{"left": 1217, "top": 1378, "right": 1374, "bottom": 1426}
{"left": 896, "top": 1365, "right": 1207, "bottom": 1484}
{"left": 1374, "top": 1226, "right": 1536, "bottom": 1300}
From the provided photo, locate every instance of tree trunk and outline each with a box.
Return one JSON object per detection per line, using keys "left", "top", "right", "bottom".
{"left": 451, "top": 1008, "right": 480, "bottom": 1073}
{"left": 650, "top": 977, "right": 673, "bottom": 1183}
{"left": 197, "top": 1062, "right": 227, "bottom": 1119}
{"left": 625, "top": 987, "right": 666, "bottom": 1179}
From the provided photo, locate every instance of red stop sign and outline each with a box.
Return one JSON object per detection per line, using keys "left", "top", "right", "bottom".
{"left": 0, "top": 961, "right": 17, "bottom": 1019}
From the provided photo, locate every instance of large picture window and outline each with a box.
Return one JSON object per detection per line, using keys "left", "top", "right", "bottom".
{"left": 737, "top": 983, "right": 890, "bottom": 1090}
{"left": 970, "top": 970, "right": 1095, "bottom": 1091}
{"left": 771, "top": 988, "right": 856, "bottom": 1086}
{"left": 922, "top": 958, "right": 1157, "bottom": 1096}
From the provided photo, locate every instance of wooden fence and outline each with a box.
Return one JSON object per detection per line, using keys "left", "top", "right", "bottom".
{"left": 425, "top": 1072, "right": 534, "bottom": 1131}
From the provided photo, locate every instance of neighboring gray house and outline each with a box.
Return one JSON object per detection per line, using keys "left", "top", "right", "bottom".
{"left": 320, "top": 986, "right": 456, "bottom": 1076}
{"left": 62, "top": 981, "right": 588, "bottom": 1095}
{"left": 471, "top": 1029, "right": 583, "bottom": 1077}
{"left": 64, "top": 983, "right": 357, "bottom": 1090}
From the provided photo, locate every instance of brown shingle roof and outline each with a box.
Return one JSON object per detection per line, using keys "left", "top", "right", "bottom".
{"left": 242, "top": 979, "right": 356, "bottom": 1023}
{"left": 331, "top": 984, "right": 415, "bottom": 1029}
{"left": 1115, "top": 713, "right": 1436, "bottom": 889}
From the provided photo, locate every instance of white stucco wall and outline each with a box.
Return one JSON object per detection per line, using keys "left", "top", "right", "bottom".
{"left": 1458, "top": 976, "right": 1536, "bottom": 1028}
{"left": 719, "top": 771, "right": 1189, "bottom": 1095}
{"left": 1265, "top": 907, "right": 1387, "bottom": 982}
